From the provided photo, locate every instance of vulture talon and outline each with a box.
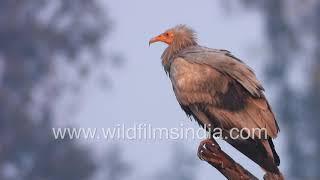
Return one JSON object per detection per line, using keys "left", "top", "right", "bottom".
{"left": 197, "top": 149, "right": 205, "bottom": 160}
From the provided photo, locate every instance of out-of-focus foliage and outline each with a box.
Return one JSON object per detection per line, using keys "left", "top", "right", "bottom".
{"left": 0, "top": 1, "right": 127, "bottom": 180}
{"left": 229, "top": 0, "right": 320, "bottom": 179}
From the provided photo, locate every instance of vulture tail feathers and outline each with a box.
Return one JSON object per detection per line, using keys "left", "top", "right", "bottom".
{"left": 268, "top": 137, "right": 280, "bottom": 166}
{"left": 222, "top": 131, "right": 280, "bottom": 174}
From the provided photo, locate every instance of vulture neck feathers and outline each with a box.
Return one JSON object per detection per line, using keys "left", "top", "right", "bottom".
{"left": 161, "top": 25, "right": 198, "bottom": 72}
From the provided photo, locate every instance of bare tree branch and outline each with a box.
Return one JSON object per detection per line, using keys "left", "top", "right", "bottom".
{"left": 198, "top": 138, "right": 285, "bottom": 180}
{"left": 197, "top": 138, "right": 259, "bottom": 180}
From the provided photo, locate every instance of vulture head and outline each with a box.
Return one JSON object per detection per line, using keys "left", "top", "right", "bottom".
{"left": 149, "top": 25, "right": 198, "bottom": 50}
{"left": 149, "top": 25, "right": 199, "bottom": 71}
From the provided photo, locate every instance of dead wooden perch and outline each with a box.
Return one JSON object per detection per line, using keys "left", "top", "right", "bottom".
{"left": 197, "top": 138, "right": 284, "bottom": 180}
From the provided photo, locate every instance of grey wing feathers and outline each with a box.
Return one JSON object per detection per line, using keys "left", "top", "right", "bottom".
{"left": 177, "top": 46, "right": 264, "bottom": 98}
{"left": 168, "top": 47, "right": 280, "bottom": 171}
{"left": 169, "top": 57, "right": 279, "bottom": 138}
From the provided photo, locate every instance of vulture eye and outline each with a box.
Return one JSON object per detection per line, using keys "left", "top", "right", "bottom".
{"left": 165, "top": 32, "right": 170, "bottom": 36}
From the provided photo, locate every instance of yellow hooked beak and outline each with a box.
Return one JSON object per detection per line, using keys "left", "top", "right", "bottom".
{"left": 149, "top": 33, "right": 173, "bottom": 46}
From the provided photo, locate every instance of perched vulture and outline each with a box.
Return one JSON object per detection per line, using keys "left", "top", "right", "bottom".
{"left": 149, "top": 25, "right": 281, "bottom": 175}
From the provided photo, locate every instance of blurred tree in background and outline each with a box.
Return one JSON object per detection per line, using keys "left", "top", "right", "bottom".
{"left": 231, "top": 0, "right": 320, "bottom": 179}
{"left": 0, "top": 1, "right": 128, "bottom": 180}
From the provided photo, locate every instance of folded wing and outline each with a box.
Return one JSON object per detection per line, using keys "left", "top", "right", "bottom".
{"left": 169, "top": 49, "right": 280, "bottom": 172}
